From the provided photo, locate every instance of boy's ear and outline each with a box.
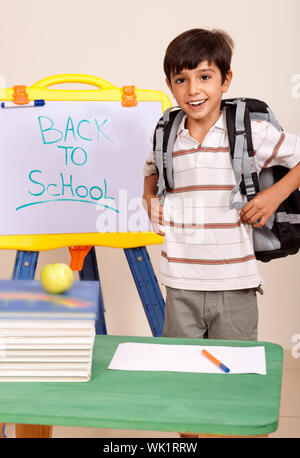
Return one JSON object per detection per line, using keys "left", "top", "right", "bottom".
{"left": 222, "top": 70, "right": 233, "bottom": 94}
{"left": 166, "top": 78, "right": 173, "bottom": 95}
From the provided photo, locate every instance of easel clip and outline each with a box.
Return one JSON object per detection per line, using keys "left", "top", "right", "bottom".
{"left": 121, "top": 86, "right": 137, "bottom": 107}
{"left": 13, "top": 85, "right": 30, "bottom": 105}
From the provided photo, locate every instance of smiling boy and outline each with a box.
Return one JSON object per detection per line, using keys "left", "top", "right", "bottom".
{"left": 143, "top": 29, "right": 300, "bottom": 340}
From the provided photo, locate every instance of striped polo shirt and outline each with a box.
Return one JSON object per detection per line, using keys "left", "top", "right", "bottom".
{"left": 143, "top": 111, "right": 300, "bottom": 291}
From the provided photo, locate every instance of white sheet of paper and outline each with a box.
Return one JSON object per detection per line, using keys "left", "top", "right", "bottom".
{"left": 108, "top": 343, "right": 267, "bottom": 375}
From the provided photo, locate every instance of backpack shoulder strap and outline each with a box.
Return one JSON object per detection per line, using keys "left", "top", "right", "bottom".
{"left": 164, "top": 109, "right": 186, "bottom": 189}
{"left": 237, "top": 98, "right": 282, "bottom": 130}
{"left": 222, "top": 98, "right": 260, "bottom": 207}
{"left": 153, "top": 107, "right": 185, "bottom": 198}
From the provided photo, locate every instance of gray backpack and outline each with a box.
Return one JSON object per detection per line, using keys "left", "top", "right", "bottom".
{"left": 153, "top": 98, "right": 300, "bottom": 262}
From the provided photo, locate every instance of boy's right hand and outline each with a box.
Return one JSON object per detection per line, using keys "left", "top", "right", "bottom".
{"left": 142, "top": 194, "right": 165, "bottom": 236}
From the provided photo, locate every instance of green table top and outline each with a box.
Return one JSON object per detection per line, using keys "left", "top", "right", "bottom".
{"left": 0, "top": 335, "right": 283, "bottom": 436}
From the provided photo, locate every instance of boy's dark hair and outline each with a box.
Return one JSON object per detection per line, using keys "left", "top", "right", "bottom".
{"left": 164, "top": 28, "right": 234, "bottom": 84}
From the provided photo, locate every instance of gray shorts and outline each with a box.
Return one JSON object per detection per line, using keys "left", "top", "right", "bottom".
{"left": 163, "top": 287, "right": 259, "bottom": 341}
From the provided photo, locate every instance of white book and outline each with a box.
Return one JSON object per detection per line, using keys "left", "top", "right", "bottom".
{"left": 0, "top": 311, "right": 97, "bottom": 319}
{"left": 0, "top": 328, "right": 95, "bottom": 336}
{"left": 1, "top": 336, "right": 95, "bottom": 344}
{"left": 0, "top": 370, "right": 90, "bottom": 376}
{"left": 0, "top": 362, "right": 91, "bottom": 370}
{"left": 0, "top": 356, "right": 91, "bottom": 362}
{"left": 2, "top": 349, "right": 91, "bottom": 357}
{"left": 0, "top": 320, "right": 95, "bottom": 329}
{"left": 2, "top": 344, "right": 94, "bottom": 350}
{"left": 0, "top": 376, "right": 91, "bottom": 382}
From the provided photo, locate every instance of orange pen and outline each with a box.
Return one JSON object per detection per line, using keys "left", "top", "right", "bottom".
{"left": 201, "top": 349, "right": 230, "bottom": 373}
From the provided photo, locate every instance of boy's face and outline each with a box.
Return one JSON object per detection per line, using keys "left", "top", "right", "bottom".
{"left": 166, "top": 60, "right": 232, "bottom": 126}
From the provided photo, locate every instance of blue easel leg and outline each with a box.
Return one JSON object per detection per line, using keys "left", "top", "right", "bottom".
{"left": 79, "top": 247, "right": 107, "bottom": 335}
{"left": 12, "top": 251, "right": 39, "bottom": 280}
{"left": 9, "top": 250, "right": 40, "bottom": 439}
{"left": 124, "top": 247, "right": 165, "bottom": 337}
{"left": 1, "top": 424, "right": 6, "bottom": 438}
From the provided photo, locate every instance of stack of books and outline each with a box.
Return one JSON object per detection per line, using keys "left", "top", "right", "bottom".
{"left": 0, "top": 279, "right": 99, "bottom": 382}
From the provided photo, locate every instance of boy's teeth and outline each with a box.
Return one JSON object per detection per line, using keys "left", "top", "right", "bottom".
{"left": 189, "top": 100, "right": 206, "bottom": 106}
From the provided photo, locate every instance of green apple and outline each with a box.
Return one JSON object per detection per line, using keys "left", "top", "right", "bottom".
{"left": 40, "top": 263, "right": 74, "bottom": 294}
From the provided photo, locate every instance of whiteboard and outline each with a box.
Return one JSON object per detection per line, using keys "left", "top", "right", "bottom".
{"left": 0, "top": 101, "right": 162, "bottom": 236}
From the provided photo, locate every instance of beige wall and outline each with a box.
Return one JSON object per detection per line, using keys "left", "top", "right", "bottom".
{"left": 0, "top": 0, "right": 299, "bottom": 348}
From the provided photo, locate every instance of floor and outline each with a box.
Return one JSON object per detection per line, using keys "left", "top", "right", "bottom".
{"left": 2, "top": 349, "right": 300, "bottom": 438}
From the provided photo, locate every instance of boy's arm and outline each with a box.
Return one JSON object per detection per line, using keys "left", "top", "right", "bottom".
{"left": 240, "top": 161, "right": 300, "bottom": 228}
{"left": 143, "top": 174, "right": 165, "bottom": 236}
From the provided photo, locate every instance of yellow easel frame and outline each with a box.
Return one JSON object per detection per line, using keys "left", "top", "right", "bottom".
{"left": 0, "top": 74, "right": 171, "bottom": 251}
